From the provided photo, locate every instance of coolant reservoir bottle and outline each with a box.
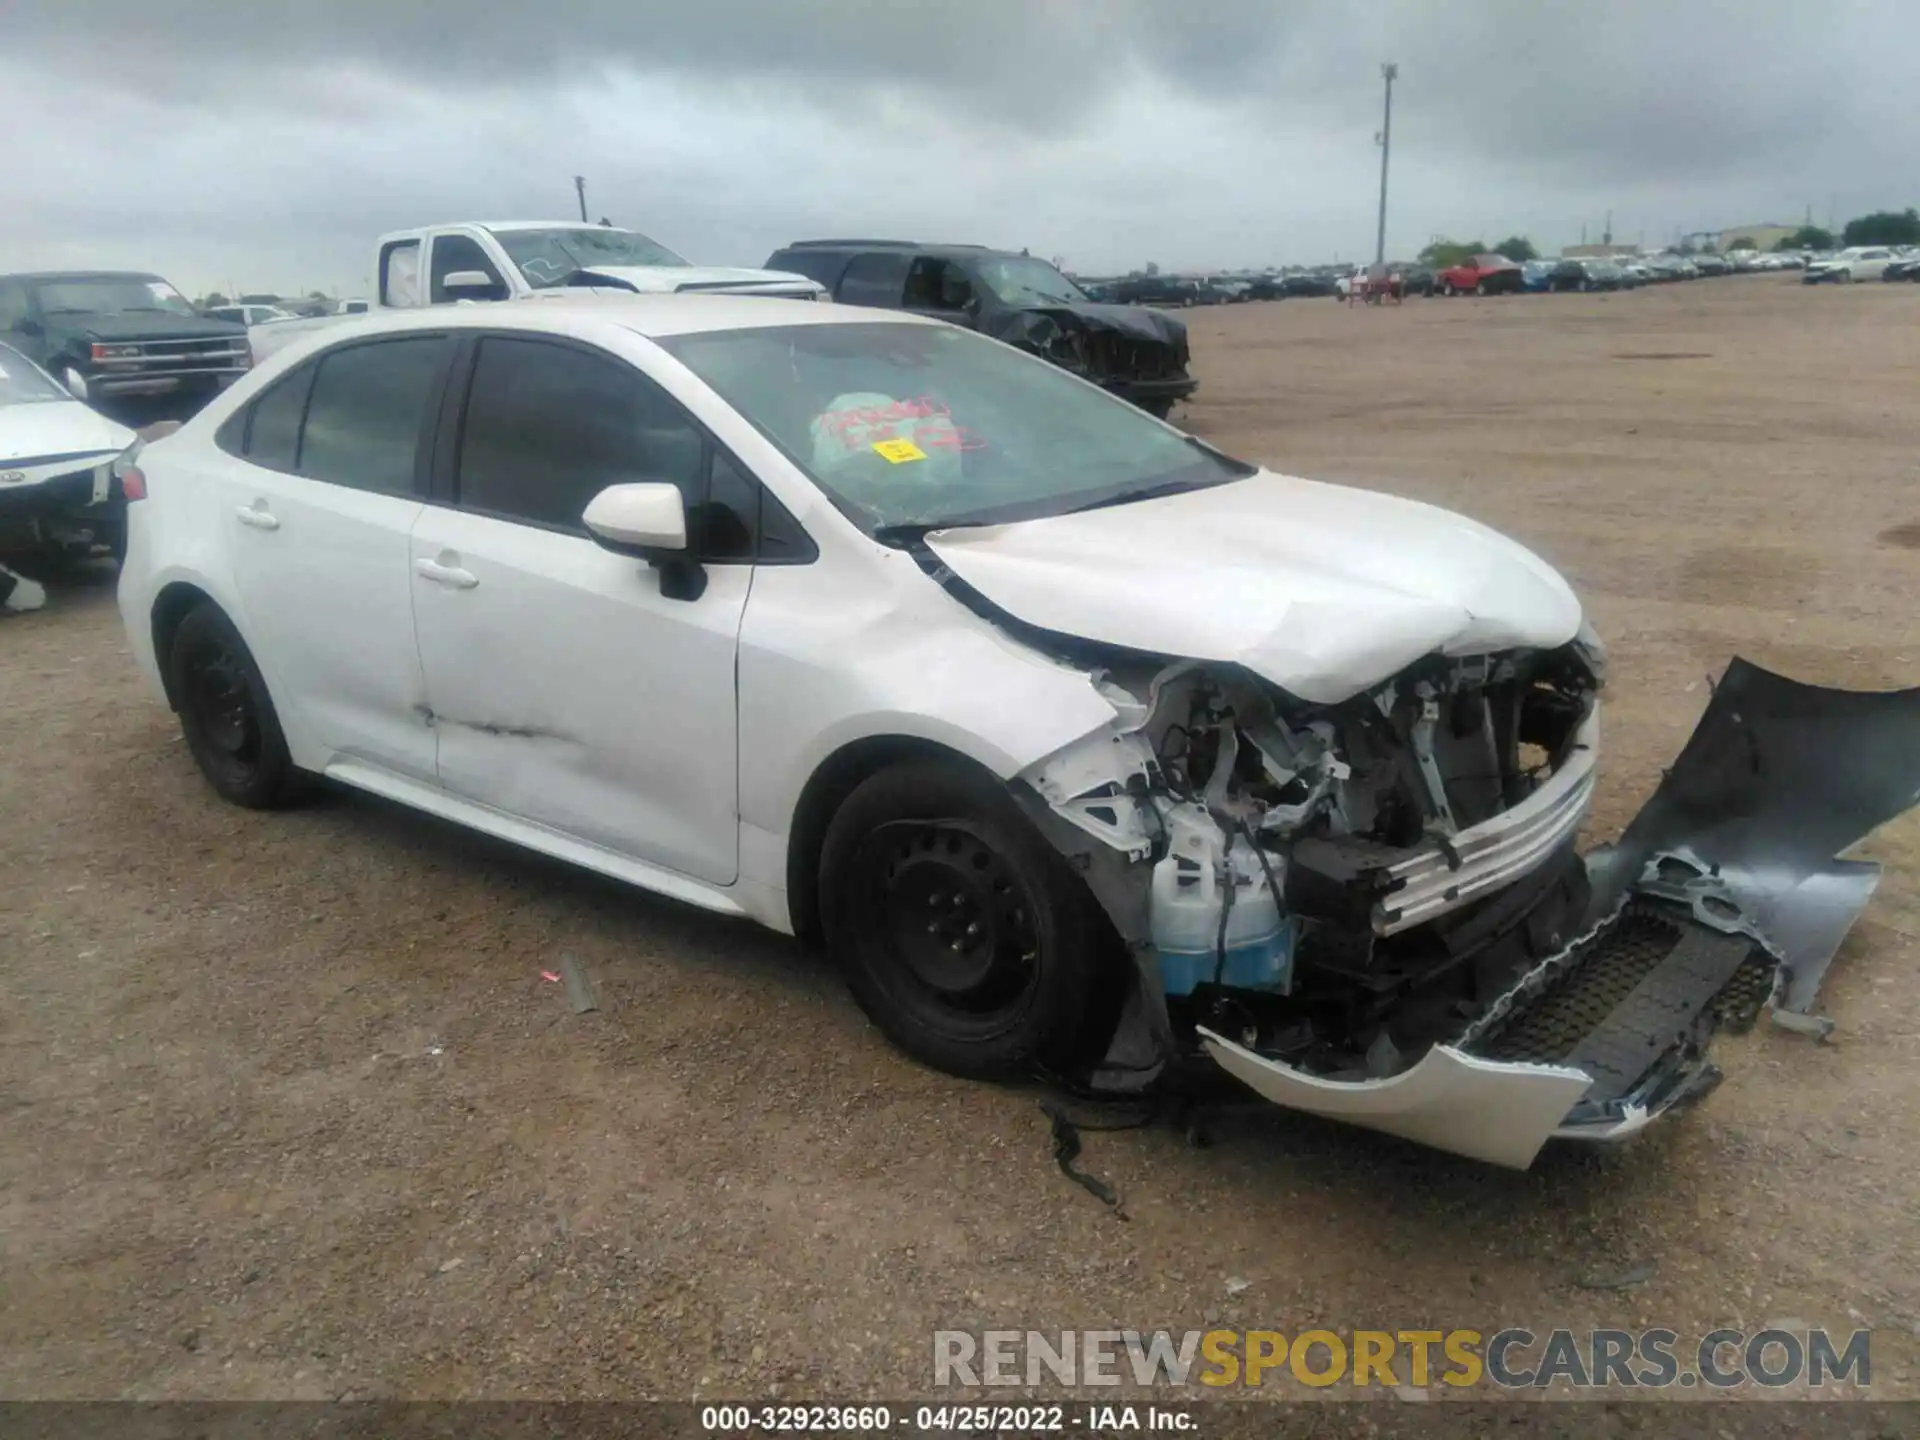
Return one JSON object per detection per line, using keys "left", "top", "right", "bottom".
{"left": 1150, "top": 803, "right": 1293, "bottom": 996}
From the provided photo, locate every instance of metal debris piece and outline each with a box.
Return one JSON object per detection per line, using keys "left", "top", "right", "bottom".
{"left": 1770, "top": 1008, "right": 1837, "bottom": 1041}
{"left": 1587, "top": 656, "right": 1920, "bottom": 1017}
{"left": 559, "top": 953, "right": 600, "bottom": 1014}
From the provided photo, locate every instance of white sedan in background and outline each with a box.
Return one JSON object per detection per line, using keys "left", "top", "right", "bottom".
{"left": 111, "top": 296, "right": 1906, "bottom": 1169}
{"left": 205, "top": 303, "right": 301, "bottom": 327}
{"left": 0, "top": 339, "right": 137, "bottom": 580}
{"left": 1803, "top": 246, "right": 1897, "bottom": 282}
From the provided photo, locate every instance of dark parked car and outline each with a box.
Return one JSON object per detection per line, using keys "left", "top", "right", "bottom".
{"left": 1551, "top": 259, "right": 1626, "bottom": 292}
{"left": 1280, "top": 271, "right": 1341, "bottom": 298}
{"left": 0, "top": 271, "right": 249, "bottom": 413}
{"left": 1394, "top": 264, "right": 1437, "bottom": 297}
{"left": 1243, "top": 276, "right": 1287, "bottom": 300}
{"left": 764, "top": 242, "right": 1197, "bottom": 417}
{"left": 1882, "top": 256, "right": 1920, "bottom": 282}
{"left": 1105, "top": 275, "right": 1202, "bottom": 307}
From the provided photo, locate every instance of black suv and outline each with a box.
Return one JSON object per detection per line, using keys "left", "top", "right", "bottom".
{"left": 0, "top": 271, "right": 249, "bottom": 414}
{"left": 763, "top": 241, "right": 1197, "bottom": 417}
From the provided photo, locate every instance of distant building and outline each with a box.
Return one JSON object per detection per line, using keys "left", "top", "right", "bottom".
{"left": 1716, "top": 223, "right": 1799, "bottom": 252}
{"left": 1559, "top": 244, "right": 1640, "bottom": 259}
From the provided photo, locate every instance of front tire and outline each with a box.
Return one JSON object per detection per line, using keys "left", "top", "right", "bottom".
{"left": 168, "top": 604, "right": 301, "bottom": 808}
{"left": 819, "top": 758, "right": 1114, "bottom": 1079}
{"left": 1139, "top": 398, "right": 1175, "bottom": 420}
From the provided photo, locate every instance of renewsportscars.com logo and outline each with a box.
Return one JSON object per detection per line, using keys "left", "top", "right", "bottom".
{"left": 933, "top": 1328, "right": 1872, "bottom": 1391}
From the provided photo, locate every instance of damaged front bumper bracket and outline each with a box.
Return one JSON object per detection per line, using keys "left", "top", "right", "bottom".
{"left": 1206, "top": 658, "right": 1920, "bottom": 1168}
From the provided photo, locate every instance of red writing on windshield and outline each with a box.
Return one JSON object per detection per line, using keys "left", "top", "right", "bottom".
{"left": 817, "top": 396, "right": 988, "bottom": 453}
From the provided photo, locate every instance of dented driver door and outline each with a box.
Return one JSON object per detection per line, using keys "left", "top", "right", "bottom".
{"left": 408, "top": 334, "right": 750, "bottom": 886}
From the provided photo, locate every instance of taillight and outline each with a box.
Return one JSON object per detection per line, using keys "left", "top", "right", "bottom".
{"left": 119, "top": 465, "right": 148, "bottom": 501}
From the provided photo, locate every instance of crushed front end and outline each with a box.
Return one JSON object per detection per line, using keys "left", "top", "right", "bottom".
{"left": 1016, "top": 645, "right": 1920, "bottom": 1169}
{"left": 992, "top": 306, "right": 1199, "bottom": 416}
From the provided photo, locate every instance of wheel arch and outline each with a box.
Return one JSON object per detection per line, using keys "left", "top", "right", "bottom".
{"left": 783, "top": 733, "right": 1008, "bottom": 945}
{"left": 150, "top": 580, "right": 222, "bottom": 709}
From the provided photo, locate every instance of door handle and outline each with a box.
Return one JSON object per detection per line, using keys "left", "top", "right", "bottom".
{"left": 235, "top": 504, "right": 280, "bottom": 531}
{"left": 415, "top": 557, "right": 478, "bottom": 590}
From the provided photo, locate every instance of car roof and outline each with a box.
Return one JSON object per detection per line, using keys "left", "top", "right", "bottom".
{"left": 273, "top": 294, "right": 936, "bottom": 347}
{"left": 775, "top": 240, "right": 1001, "bottom": 259}
{"left": 474, "top": 221, "right": 649, "bottom": 233}
{"left": 1, "top": 270, "right": 166, "bottom": 283}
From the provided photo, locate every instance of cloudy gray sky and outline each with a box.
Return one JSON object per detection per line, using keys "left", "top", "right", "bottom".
{"left": 7, "top": 1, "right": 1917, "bottom": 297}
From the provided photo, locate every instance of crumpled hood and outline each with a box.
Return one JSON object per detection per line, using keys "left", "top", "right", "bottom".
{"left": 0, "top": 399, "right": 135, "bottom": 468}
{"left": 578, "top": 264, "right": 823, "bottom": 296}
{"left": 989, "top": 302, "right": 1186, "bottom": 349}
{"left": 924, "top": 470, "right": 1583, "bottom": 704}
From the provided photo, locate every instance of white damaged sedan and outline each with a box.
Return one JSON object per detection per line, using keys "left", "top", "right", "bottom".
{"left": 0, "top": 339, "right": 138, "bottom": 571}
{"left": 116, "top": 298, "right": 1919, "bottom": 1168}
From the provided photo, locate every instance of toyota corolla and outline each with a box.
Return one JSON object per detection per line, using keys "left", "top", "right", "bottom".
{"left": 116, "top": 298, "right": 1920, "bottom": 1168}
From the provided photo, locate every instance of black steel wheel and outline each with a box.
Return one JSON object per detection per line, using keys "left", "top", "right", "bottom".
{"left": 168, "top": 604, "right": 300, "bottom": 808}
{"left": 819, "top": 758, "right": 1117, "bottom": 1078}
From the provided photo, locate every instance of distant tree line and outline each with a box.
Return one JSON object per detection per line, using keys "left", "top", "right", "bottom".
{"left": 1417, "top": 236, "right": 1538, "bottom": 268}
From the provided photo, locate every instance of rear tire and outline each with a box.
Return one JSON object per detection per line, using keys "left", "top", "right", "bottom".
{"left": 168, "top": 604, "right": 301, "bottom": 809}
{"left": 819, "top": 758, "right": 1115, "bottom": 1079}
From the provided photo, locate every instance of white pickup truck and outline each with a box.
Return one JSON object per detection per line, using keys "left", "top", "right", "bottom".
{"left": 250, "top": 221, "right": 826, "bottom": 361}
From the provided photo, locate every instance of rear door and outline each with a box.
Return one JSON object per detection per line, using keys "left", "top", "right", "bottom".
{"left": 833, "top": 252, "right": 912, "bottom": 310}
{"left": 217, "top": 334, "right": 451, "bottom": 778}
{"left": 902, "top": 257, "right": 978, "bottom": 327}
{"left": 407, "top": 332, "right": 756, "bottom": 884}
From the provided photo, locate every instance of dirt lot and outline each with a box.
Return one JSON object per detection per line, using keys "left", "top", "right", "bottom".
{"left": 4, "top": 275, "right": 1918, "bottom": 1407}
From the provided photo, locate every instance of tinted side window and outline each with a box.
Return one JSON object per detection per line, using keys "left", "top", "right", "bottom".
{"left": 756, "top": 486, "right": 815, "bottom": 563}
{"left": 0, "top": 281, "right": 27, "bottom": 329}
{"left": 299, "top": 338, "right": 444, "bottom": 495}
{"left": 239, "top": 363, "right": 315, "bottom": 469}
{"left": 429, "top": 235, "right": 508, "bottom": 303}
{"left": 456, "top": 337, "right": 704, "bottom": 532}
{"left": 903, "top": 258, "right": 974, "bottom": 313}
{"left": 836, "top": 253, "right": 910, "bottom": 308}
{"left": 698, "top": 450, "right": 758, "bottom": 562}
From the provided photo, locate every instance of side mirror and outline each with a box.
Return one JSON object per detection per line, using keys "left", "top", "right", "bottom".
{"left": 584, "top": 482, "right": 707, "bottom": 600}
{"left": 584, "top": 482, "right": 687, "bottom": 554}
{"left": 441, "top": 270, "right": 503, "bottom": 298}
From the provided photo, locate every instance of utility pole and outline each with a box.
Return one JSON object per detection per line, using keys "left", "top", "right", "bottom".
{"left": 1374, "top": 63, "right": 1397, "bottom": 266}
{"left": 1603, "top": 210, "right": 1613, "bottom": 246}
{"left": 574, "top": 175, "right": 589, "bottom": 223}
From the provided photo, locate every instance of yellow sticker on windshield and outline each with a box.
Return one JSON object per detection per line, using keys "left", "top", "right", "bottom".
{"left": 872, "top": 438, "right": 928, "bottom": 464}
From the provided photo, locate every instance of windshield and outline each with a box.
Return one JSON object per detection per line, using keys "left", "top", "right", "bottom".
{"left": 659, "top": 321, "right": 1253, "bottom": 532}
{"left": 0, "top": 343, "right": 71, "bottom": 405}
{"left": 488, "top": 227, "right": 690, "bottom": 289}
{"left": 32, "top": 275, "right": 196, "bottom": 317}
{"left": 971, "top": 256, "right": 1090, "bottom": 307}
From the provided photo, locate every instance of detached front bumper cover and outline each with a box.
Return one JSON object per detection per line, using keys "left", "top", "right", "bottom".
{"left": 1206, "top": 657, "right": 1920, "bottom": 1168}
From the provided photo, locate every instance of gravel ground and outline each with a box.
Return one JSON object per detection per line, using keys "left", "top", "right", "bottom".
{"left": 3, "top": 275, "right": 1918, "bottom": 1410}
